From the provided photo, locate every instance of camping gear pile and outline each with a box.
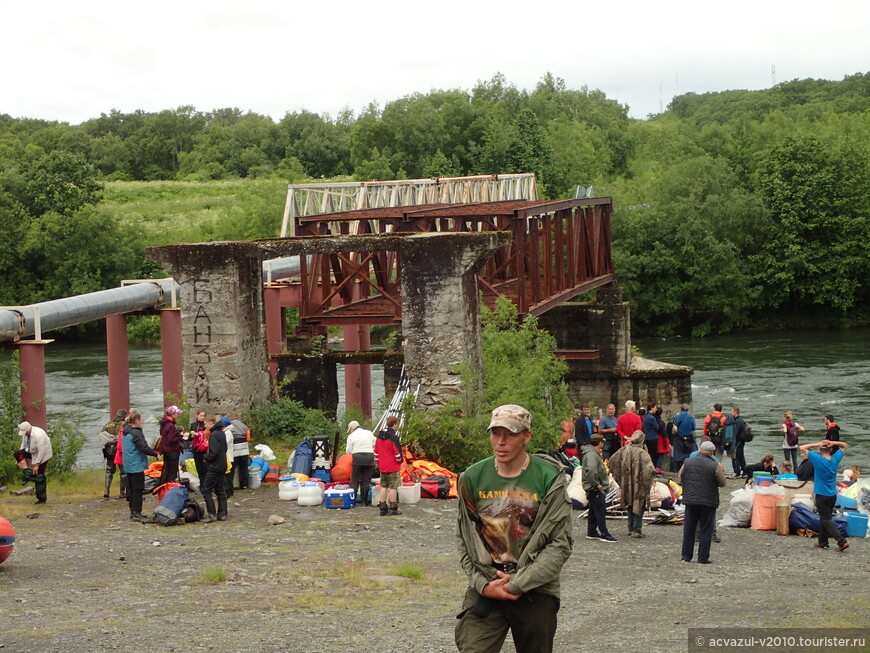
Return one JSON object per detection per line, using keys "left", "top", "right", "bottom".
{"left": 718, "top": 476, "right": 869, "bottom": 539}
{"left": 150, "top": 481, "right": 204, "bottom": 526}
{"left": 279, "top": 437, "right": 456, "bottom": 508}
{"left": 566, "top": 466, "right": 685, "bottom": 526}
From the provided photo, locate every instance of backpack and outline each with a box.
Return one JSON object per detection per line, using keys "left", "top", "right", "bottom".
{"left": 739, "top": 425, "right": 754, "bottom": 443}
{"left": 706, "top": 415, "right": 724, "bottom": 446}
{"left": 153, "top": 485, "right": 189, "bottom": 526}
{"left": 722, "top": 421, "right": 736, "bottom": 449}
{"left": 180, "top": 498, "right": 205, "bottom": 523}
{"left": 785, "top": 422, "right": 799, "bottom": 447}
{"left": 420, "top": 475, "right": 451, "bottom": 499}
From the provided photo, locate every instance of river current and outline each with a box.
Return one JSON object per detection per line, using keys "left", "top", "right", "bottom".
{"left": 636, "top": 327, "right": 869, "bottom": 472}
{"left": 42, "top": 328, "right": 867, "bottom": 472}
{"left": 42, "top": 343, "right": 384, "bottom": 467}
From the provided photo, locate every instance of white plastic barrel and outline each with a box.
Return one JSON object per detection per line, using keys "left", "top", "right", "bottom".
{"left": 278, "top": 480, "right": 300, "bottom": 500}
{"left": 297, "top": 483, "right": 324, "bottom": 506}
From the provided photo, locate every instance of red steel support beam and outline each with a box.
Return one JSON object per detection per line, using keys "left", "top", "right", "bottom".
{"left": 106, "top": 314, "right": 131, "bottom": 416}
{"left": 159, "top": 308, "right": 183, "bottom": 407}
{"left": 263, "top": 285, "right": 286, "bottom": 383}
{"left": 17, "top": 340, "right": 50, "bottom": 429}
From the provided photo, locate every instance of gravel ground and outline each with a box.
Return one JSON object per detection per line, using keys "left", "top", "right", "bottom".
{"left": 1, "top": 480, "right": 868, "bottom": 653}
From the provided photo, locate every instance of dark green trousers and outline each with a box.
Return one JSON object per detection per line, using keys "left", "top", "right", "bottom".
{"left": 455, "top": 587, "right": 559, "bottom": 653}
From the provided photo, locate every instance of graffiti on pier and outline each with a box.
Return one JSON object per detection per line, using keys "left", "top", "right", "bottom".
{"left": 190, "top": 279, "right": 216, "bottom": 406}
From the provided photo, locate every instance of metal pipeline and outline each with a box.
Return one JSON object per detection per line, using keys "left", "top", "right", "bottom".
{"left": 0, "top": 256, "right": 301, "bottom": 343}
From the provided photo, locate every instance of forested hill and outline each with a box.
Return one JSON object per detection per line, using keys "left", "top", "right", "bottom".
{"left": 1, "top": 72, "right": 868, "bottom": 336}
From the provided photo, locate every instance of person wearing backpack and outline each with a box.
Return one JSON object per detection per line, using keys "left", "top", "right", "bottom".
{"left": 780, "top": 411, "right": 804, "bottom": 469}
{"left": 99, "top": 409, "right": 128, "bottom": 499}
{"left": 702, "top": 404, "right": 727, "bottom": 460}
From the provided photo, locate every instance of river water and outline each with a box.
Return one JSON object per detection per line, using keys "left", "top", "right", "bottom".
{"left": 636, "top": 328, "right": 869, "bottom": 472}
{"left": 42, "top": 329, "right": 867, "bottom": 472}
{"left": 42, "top": 342, "right": 384, "bottom": 468}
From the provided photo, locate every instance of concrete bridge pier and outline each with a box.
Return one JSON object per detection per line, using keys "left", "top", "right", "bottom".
{"left": 148, "top": 242, "right": 271, "bottom": 416}
{"left": 399, "top": 232, "right": 509, "bottom": 408}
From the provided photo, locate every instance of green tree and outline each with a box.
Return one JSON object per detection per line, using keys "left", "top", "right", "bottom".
{"left": 21, "top": 151, "right": 103, "bottom": 217}
{"left": 755, "top": 135, "right": 870, "bottom": 313}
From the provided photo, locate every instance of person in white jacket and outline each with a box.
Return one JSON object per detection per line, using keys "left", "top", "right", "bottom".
{"left": 228, "top": 412, "right": 251, "bottom": 491}
{"left": 15, "top": 421, "right": 53, "bottom": 504}
{"left": 345, "top": 420, "right": 376, "bottom": 506}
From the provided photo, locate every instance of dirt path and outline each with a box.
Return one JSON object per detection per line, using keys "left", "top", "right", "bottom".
{"left": 1, "top": 481, "right": 868, "bottom": 653}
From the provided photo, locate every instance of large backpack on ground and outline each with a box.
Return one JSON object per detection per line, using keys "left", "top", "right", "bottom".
{"left": 153, "top": 485, "right": 189, "bottom": 526}
{"left": 788, "top": 503, "right": 847, "bottom": 537}
{"left": 420, "top": 474, "right": 451, "bottom": 499}
{"left": 290, "top": 437, "right": 313, "bottom": 476}
{"left": 180, "top": 498, "right": 205, "bottom": 523}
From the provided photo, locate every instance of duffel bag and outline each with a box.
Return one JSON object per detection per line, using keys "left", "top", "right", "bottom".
{"left": 421, "top": 474, "right": 451, "bottom": 499}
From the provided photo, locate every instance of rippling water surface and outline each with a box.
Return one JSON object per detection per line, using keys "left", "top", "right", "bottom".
{"left": 43, "top": 343, "right": 383, "bottom": 467}
{"left": 636, "top": 328, "right": 869, "bottom": 472}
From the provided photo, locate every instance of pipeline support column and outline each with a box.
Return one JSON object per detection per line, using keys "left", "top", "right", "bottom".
{"left": 105, "top": 314, "right": 130, "bottom": 415}
{"left": 16, "top": 340, "right": 53, "bottom": 428}
{"left": 159, "top": 308, "right": 183, "bottom": 406}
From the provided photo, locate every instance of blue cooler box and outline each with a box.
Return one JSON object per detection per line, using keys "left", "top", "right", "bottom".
{"left": 324, "top": 488, "right": 355, "bottom": 509}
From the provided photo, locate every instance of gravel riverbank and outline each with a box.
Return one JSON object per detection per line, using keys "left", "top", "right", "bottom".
{"left": 1, "top": 480, "right": 867, "bottom": 653}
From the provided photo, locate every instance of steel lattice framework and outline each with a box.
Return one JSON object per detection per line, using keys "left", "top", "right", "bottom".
{"left": 280, "top": 173, "right": 538, "bottom": 237}
{"left": 285, "top": 197, "right": 613, "bottom": 326}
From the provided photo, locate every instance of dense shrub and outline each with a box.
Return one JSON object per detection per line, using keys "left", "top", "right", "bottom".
{"left": 246, "top": 397, "right": 338, "bottom": 448}
{"left": 402, "top": 297, "right": 571, "bottom": 473}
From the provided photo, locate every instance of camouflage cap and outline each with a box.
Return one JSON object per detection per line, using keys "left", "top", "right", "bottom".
{"left": 487, "top": 404, "right": 531, "bottom": 433}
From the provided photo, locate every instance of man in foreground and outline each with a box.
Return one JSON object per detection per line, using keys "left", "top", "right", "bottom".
{"left": 455, "top": 404, "right": 573, "bottom": 653}
{"left": 679, "top": 440, "right": 726, "bottom": 563}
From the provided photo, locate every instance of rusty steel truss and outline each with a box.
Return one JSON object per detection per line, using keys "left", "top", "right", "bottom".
{"left": 282, "top": 197, "right": 614, "bottom": 327}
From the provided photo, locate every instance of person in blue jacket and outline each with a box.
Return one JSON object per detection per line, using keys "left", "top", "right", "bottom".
{"left": 671, "top": 403, "right": 697, "bottom": 473}
{"left": 800, "top": 439, "right": 850, "bottom": 552}
{"left": 122, "top": 411, "right": 159, "bottom": 523}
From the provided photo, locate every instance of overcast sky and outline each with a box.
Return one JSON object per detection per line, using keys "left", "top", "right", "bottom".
{"left": 3, "top": 0, "right": 868, "bottom": 125}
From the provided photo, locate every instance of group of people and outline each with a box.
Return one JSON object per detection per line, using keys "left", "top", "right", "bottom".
{"left": 99, "top": 406, "right": 252, "bottom": 523}
{"left": 455, "top": 401, "right": 859, "bottom": 652}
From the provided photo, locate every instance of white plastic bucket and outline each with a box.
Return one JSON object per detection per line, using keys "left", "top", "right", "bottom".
{"left": 278, "top": 480, "right": 300, "bottom": 501}
{"left": 248, "top": 467, "right": 262, "bottom": 490}
{"left": 398, "top": 483, "right": 421, "bottom": 505}
{"left": 298, "top": 483, "right": 324, "bottom": 506}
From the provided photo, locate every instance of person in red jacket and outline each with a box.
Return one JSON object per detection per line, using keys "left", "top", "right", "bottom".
{"left": 375, "top": 416, "right": 403, "bottom": 516}
{"left": 617, "top": 400, "right": 642, "bottom": 447}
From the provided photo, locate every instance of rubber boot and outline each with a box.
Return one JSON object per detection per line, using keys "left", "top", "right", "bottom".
{"left": 201, "top": 513, "right": 217, "bottom": 523}
{"left": 119, "top": 472, "right": 127, "bottom": 499}
{"left": 104, "top": 472, "right": 113, "bottom": 499}
{"left": 131, "top": 512, "right": 152, "bottom": 523}
{"left": 33, "top": 473, "right": 47, "bottom": 504}
{"left": 216, "top": 511, "right": 227, "bottom": 522}
{"left": 378, "top": 502, "right": 388, "bottom": 517}
{"left": 388, "top": 502, "right": 402, "bottom": 516}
